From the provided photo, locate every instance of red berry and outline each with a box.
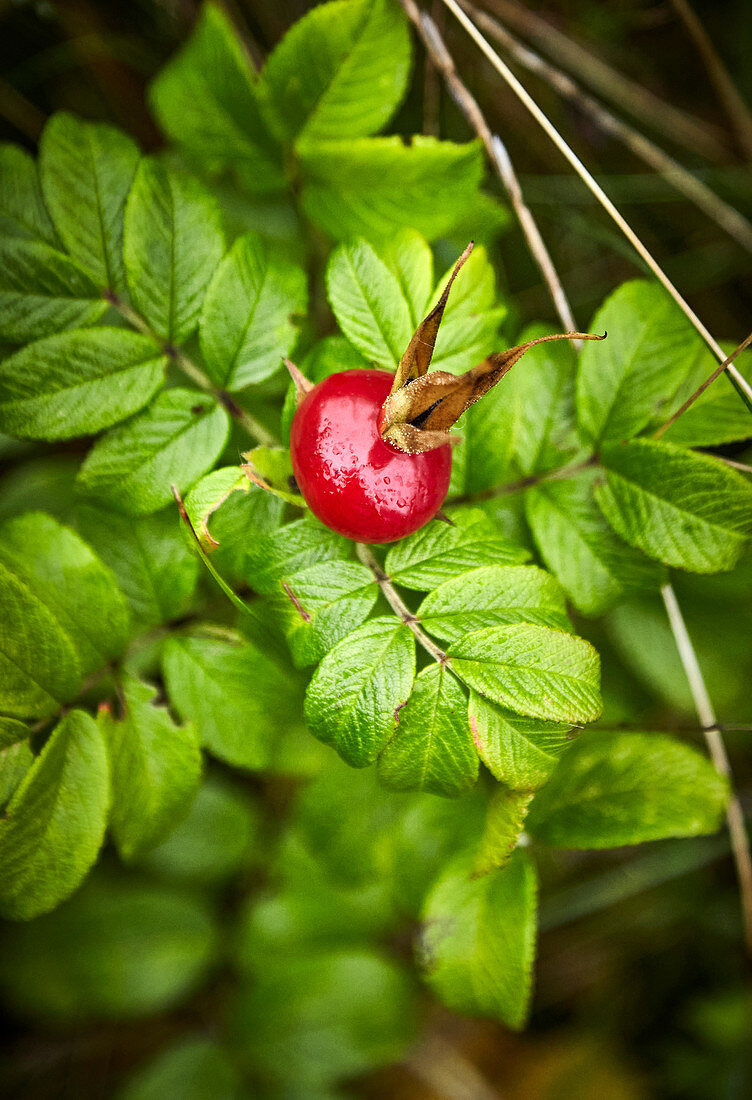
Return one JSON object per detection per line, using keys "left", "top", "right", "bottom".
{"left": 290, "top": 369, "right": 452, "bottom": 544}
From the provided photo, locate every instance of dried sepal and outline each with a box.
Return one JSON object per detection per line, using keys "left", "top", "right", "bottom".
{"left": 284, "top": 357, "right": 313, "bottom": 407}
{"left": 390, "top": 241, "right": 474, "bottom": 393}
{"left": 382, "top": 332, "right": 606, "bottom": 454}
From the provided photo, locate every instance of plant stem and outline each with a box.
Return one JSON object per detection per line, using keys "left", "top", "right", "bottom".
{"left": 661, "top": 582, "right": 752, "bottom": 957}
{"left": 654, "top": 331, "right": 752, "bottom": 439}
{"left": 464, "top": 1, "right": 752, "bottom": 254}
{"left": 356, "top": 543, "right": 448, "bottom": 665}
{"left": 105, "top": 292, "right": 279, "bottom": 447}
{"left": 439, "top": 0, "right": 752, "bottom": 416}
{"left": 452, "top": 453, "right": 597, "bottom": 506}
{"left": 397, "top": 0, "right": 578, "bottom": 334}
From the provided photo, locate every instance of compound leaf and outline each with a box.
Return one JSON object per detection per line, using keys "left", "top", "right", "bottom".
{"left": 0, "top": 710, "right": 108, "bottom": 920}
{"left": 526, "top": 730, "right": 728, "bottom": 847}
{"left": 378, "top": 664, "right": 478, "bottom": 797}
{"left": 450, "top": 623, "right": 602, "bottom": 725}
{"left": 0, "top": 328, "right": 166, "bottom": 441}
{"left": 40, "top": 112, "right": 140, "bottom": 293}
{"left": 100, "top": 675, "right": 201, "bottom": 862}
{"left": 596, "top": 438, "right": 752, "bottom": 573}
{"left": 305, "top": 616, "right": 416, "bottom": 767}
{"left": 76, "top": 389, "right": 230, "bottom": 515}
{"left": 420, "top": 848, "right": 537, "bottom": 1029}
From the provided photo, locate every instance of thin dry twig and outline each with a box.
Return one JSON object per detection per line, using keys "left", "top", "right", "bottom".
{"left": 478, "top": 0, "right": 728, "bottom": 161}
{"left": 356, "top": 542, "right": 448, "bottom": 665}
{"left": 397, "top": 0, "right": 577, "bottom": 332}
{"left": 439, "top": 0, "right": 752, "bottom": 415}
{"left": 670, "top": 0, "right": 752, "bottom": 161}
{"left": 407, "top": 1035, "right": 504, "bottom": 1100}
{"left": 661, "top": 583, "right": 752, "bottom": 957}
{"left": 654, "top": 332, "right": 752, "bottom": 439}
{"left": 464, "top": 2, "right": 752, "bottom": 255}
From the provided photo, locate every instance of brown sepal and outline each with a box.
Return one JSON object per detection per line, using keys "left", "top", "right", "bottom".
{"left": 382, "top": 331, "right": 606, "bottom": 454}
{"left": 389, "top": 241, "right": 474, "bottom": 393}
{"left": 283, "top": 357, "right": 313, "bottom": 407}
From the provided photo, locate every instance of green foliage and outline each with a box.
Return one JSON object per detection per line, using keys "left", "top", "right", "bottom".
{"left": 262, "top": 0, "right": 411, "bottom": 147}
{"left": 597, "top": 439, "right": 752, "bottom": 572}
{"left": 0, "top": 329, "right": 166, "bottom": 441}
{"left": 39, "top": 112, "right": 139, "bottom": 293}
{"left": 76, "top": 389, "right": 230, "bottom": 514}
{"left": 0, "top": 876, "right": 216, "bottom": 1019}
{"left": 100, "top": 675, "right": 201, "bottom": 861}
{"left": 119, "top": 1038, "right": 241, "bottom": 1100}
{"left": 124, "top": 157, "right": 224, "bottom": 344}
{"left": 526, "top": 731, "right": 729, "bottom": 847}
{"left": 0, "top": 711, "right": 108, "bottom": 919}
{"left": 420, "top": 849, "right": 537, "bottom": 1029}
{"left": 0, "top": 0, "right": 749, "bottom": 1080}
{"left": 199, "top": 231, "right": 306, "bottom": 389}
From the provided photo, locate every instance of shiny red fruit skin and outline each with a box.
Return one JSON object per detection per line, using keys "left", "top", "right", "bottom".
{"left": 290, "top": 369, "right": 452, "bottom": 544}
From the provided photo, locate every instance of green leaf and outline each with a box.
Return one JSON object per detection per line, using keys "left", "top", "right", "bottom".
{"left": 100, "top": 675, "right": 201, "bottom": 862}
{"left": 0, "top": 237, "right": 107, "bottom": 343}
{"left": 0, "top": 454, "right": 79, "bottom": 525}
{"left": 245, "top": 515, "right": 350, "bottom": 595}
{"left": 76, "top": 389, "right": 230, "bottom": 515}
{"left": 0, "top": 512, "right": 130, "bottom": 677}
{"left": 0, "top": 560, "right": 82, "bottom": 718}
{"left": 474, "top": 788, "right": 534, "bottom": 876}
{"left": 231, "top": 948, "right": 416, "bottom": 1088}
{"left": 202, "top": 478, "right": 284, "bottom": 583}
{"left": 384, "top": 509, "right": 529, "bottom": 591}
{"left": 429, "top": 246, "right": 507, "bottom": 376}
{"left": 162, "top": 630, "right": 300, "bottom": 771}
{"left": 381, "top": 229, "right": 433, "bottom": 328}
{"left": 305, "top": 616, "right": 416, "bottom": 767}
{"left": 199, "top": 232, "right": 306, "bottom": 389}
{"left": 450, "top": 623, "right": 602, "bottom": 724}
{"left": 275, "top": 560, "right": 378, "bottom": 667}
{"left": 506, "top": 321, "right": 579, "bottom": 474}
{"left": 119, "top": 1038, "right": 241, "bottom": 1100}
{"left": 241, "top": 445, "right": 305, "bottom": 506}
{"left": 0, "top": 143, "right": 58, "bottom": 244}
{"left": 420, "top": 848, "right": 537, "bottom": 1029}
{"left": 576, "top": 280, "right": 706, "bottom": 444}
{"left": 449, "top": 381, "right": 519, "bottom": 496}
{"left": 661, "top": 348, "right": 752, "bottom": 447}
{"left": 526, "top": 730, "right": 729, "bottom": 847}
{"left": 377, "top": 664, "right": 478, "bottom": 797}
{"left": 0, "top": 710, "right": 108, "bottom": 919}
{"left": 0, "top": 740, "right": 33, "bottom": 810}
{"left": 526, "top": 469, "right": 663, "bottom": 616}
{"left": 263, "top": 0, "right": 411, "bottom": 147}
{"left": 40, "top": 112, "right": 140, "bottom": 293}
{"left": 0, "top": 876, "right": 216, "bottom": 1019}
{"left": 468, "top": 693, "right": 573, "bottom": 790}
{"left": 300, "top": 135, "right": 484, "bottom": 241}
{"left": 0, "top": 328, "right": 166, "bottom": 441}
{"left": 418, "top": 564, "right": 570, "bottom": 642}
{"left": 326, "top": 237, "right": 412, "bottom": 368}
{"left": 149, "top": 1, "right": 283, "bottom": 190}
{"left": 596, "top": 438, "right": 752, "bottom": 572}
{"left": 0, "top": 716, "right": 29, "bottom": 751}
{"left": 141, "top": 775, "right": 257, "bottom": 885}
{"left": 184, "top": 466, "right": 250, "bottom": 552}
{"left": 123, "top": 157, "right": 224, "bottom": 344}
{"left": 76, "top": 504, "right": 199, "bottom": 627}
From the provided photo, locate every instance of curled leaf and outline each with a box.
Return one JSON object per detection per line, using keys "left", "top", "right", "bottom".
{"left": 241, "top": 446, "right": 306, "bottom": 507}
